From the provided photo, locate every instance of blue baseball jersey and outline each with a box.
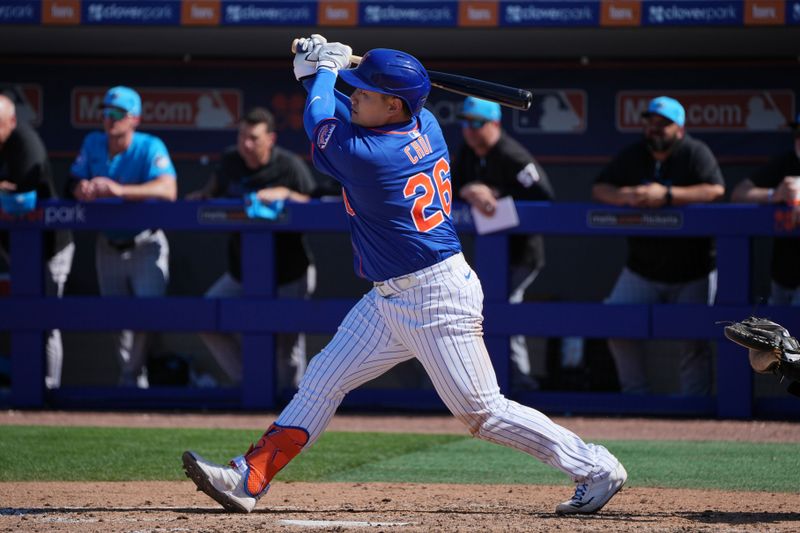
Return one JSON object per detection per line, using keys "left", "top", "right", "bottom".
{"left": 70, "top": 131, "right": 176, "bottom": 185}
{"left": 304, "top": 69, "right": 461, "bottom": 281}
{"left": 70, "top": 131, "right": 176, "bottom": 241}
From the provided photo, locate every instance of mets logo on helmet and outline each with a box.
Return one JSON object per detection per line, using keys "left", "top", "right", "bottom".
{"left": 316, "top": 122, "right": 337, "bottom": 150}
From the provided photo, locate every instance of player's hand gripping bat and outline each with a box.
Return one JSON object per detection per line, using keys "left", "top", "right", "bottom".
{"left": 291, "top": 39, "right": 532, "bottom": 111}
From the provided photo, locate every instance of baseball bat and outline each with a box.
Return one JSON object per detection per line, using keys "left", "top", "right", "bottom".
{"left": 291, "top": 39, "right": 533, "bottom": 111}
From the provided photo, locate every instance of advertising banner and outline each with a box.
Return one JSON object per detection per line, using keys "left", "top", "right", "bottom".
{"left": 1, "top": 60, "right": 797, "bottom": 162}
{"left": 359, "top": 1, "right": 457, "bottom": 26}
{"left": 220, "top": 0, "right": 316, "bottom": 25}
{"left": 2, "top": 1, "right": 800, "bottom": 28}
{"left": 82, "top": 0, "right": 180, "bottom": 25}
{"left": 0, "top": 0, "right": 39, "bottom": 23}
{"left": 641, "top": 1, "right": 742, "bottom": 25}
{"left": 501, "top": 1, "right": 599, "bottom": 26}
{"left": 70, "top": 87, "right": 241, "bottom": 130}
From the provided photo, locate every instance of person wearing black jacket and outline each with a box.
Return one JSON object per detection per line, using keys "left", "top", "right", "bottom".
{"left": 592, "top": 96, "right": 725, "bottom": 396}
{"left": 731, "top": 112, "right": 800, "bottom": 305}
{"left": 186, "top": 107, "right": 316, "bottom": 388}
{"left": 452, "top": 96, "right": 554, "bottom": 390}
{"left": 0, "top": 93, "right": 74, "bottom": 389}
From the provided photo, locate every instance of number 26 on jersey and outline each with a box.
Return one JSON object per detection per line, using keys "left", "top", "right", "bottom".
{"left": 403, "top": 157, "right": 452, "bottom": 233}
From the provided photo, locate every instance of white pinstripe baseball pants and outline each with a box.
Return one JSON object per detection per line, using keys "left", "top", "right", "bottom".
{"left": 277, "top": 253, "right": 617, "bottom": 483}
{"left": 96, "top": 229, "right": 169, "bottom": 387}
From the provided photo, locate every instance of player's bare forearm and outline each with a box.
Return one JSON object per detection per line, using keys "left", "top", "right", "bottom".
{"left": 115, "top": 175, "right": 177, "bottom": 202}
{"left": 730, "top": 179, "right": 759, "bottom": 203}
{"left": 592, "top": 183, "right": 634, "bottom": 206}
{"left": 71, "top": 178, "right": 96, "bottom": 201}
{"left": 256, "top": 186, "right": 310, "bottom": 204}
{"left": 670, "top": 183, "right": 724, "bottom": 205}
{"left": 186, "top": 174, "right": 218, "bottom": 200}
{"left": 735, "top": 178, "right": 799, "bottom": 206}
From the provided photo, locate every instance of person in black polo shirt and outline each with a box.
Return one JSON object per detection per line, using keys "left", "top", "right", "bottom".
{"left": 452, "top": 96, "right": 555, "bottom": 390}
{"left": 592, "top": 96, "right": 725, "bottom": 395}
{"left": 186, "top": 107, "right": 316, "bottom": 388}
{"left": 731, "top": 112, "right": 800, "bottom": 305}
{"left": 0, "top": 93, "right": 75, "bottom": 389}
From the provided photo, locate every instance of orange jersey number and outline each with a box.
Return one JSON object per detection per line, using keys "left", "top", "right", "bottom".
{"left": 403, "top": 157, "right": 452, "bottom": 233}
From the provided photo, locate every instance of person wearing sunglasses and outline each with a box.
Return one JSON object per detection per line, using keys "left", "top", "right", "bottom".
{"left": 731, "top": 112, "right": 800, "bottom": 305}
{"left": 452, "top": 96, "right": 555, "bottom": 392}
{"left": 592, "top": 96, "right": 725, "bottom": 396}
{"left": 68, "top": 86, "right": 177, "bottom": 388}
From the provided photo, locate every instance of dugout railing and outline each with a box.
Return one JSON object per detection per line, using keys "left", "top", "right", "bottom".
{"left": 1, "top": 200, "right": 798, "bottom": 419}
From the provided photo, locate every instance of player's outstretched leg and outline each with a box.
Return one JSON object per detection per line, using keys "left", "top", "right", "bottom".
{"left": 183, "top": 423, "right": 308, "bottom": 513}
{"left": 390, "top": 255, "right": 627, "bottom": 514}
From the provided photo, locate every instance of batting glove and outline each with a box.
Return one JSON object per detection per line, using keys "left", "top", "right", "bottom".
{"left": 293, "top": 34, "right": 327, "bottom": 81}
{"left": 317, "top": 42, "right": 353, "bottom": 75}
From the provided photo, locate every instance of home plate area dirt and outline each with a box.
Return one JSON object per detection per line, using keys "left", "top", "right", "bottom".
{"left": 1, "top": 412, "right": 799, "bottom": 532}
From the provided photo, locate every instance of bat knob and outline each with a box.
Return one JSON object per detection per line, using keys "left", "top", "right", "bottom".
{"left": 522, "top": 91, "right": 533, "bottom": 111}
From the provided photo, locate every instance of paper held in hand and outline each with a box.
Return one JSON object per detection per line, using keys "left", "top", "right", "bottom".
{"left": 470, "top": 196, "right": 520, "bottom": 235}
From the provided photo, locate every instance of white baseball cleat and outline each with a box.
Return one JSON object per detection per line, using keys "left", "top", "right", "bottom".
{"left": 555, "top": 461, "right": 627, "bottom": 514}
{"left": 182, "top": 450, "right": 264, "bottom": 513}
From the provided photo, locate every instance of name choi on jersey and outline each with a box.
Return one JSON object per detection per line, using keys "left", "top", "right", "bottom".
{"left": 404, "top": 134, "right": 434, "bottom": 164}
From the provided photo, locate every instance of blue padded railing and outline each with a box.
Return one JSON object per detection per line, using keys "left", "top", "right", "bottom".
{"left": 1, "top": 200, "right": 799, "bottom": 419}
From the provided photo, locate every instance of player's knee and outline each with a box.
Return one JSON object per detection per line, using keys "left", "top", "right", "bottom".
{"left": 454, "top": 413, "right": 482, "bottom": 436}
{"left": 454, "top": 403, "right": 507, "bottom": 437}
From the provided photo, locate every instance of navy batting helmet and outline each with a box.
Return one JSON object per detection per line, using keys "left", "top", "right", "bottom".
{"left": 338, "top": 49, "right": 431, "bottom": 116}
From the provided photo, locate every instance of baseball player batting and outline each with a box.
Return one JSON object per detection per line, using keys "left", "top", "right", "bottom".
{"left": 183, "top": 35, "right": 627, "bottom": 515}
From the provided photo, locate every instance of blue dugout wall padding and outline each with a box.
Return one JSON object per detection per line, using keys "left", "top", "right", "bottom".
{"left": 1, "top": 199, "right": 799, "bottom": 419}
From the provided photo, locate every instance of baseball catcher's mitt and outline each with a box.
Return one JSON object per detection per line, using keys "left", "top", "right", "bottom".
{"left": 723, "top": 317, "right": 800, "bottom": 396}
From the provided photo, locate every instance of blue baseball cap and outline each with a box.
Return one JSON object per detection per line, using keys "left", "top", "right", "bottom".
{"left": 458, "top": 96, "right": 501, "bottom": 122}
{"left": 641, "top": 96, "right": 685, "bottom": 127}
{"left": 102, "top": 86, "right": 141, "bottom": 116}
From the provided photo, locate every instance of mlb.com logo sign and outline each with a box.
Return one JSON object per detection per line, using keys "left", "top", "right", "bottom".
{"left": 617, "top": 90, "right": 795, "bottom": 132}
{"left": 512, "top": 89, "right": 587, "bottom": 134}
{"left": 71, "top": 87, "right": 242, "bottom": 130}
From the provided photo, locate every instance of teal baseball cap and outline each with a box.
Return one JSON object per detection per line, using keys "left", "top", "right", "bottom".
{"left": 102, "top": 86, "right": 141, "bottom": 117}
{"left": 641, "top": 96, "right": 685, "bottom": 127}
{"left": 458, "top": 96, "right": 501, "bottom": 122}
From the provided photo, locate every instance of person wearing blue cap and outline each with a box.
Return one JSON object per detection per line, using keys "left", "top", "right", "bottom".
{"left": 731, "top": 112, "right": 800, "bottom": 305}
{"left": 592, "top": 95, "right": 725, "bottom": 396}
{"left": 0, "top": 93, "right": 75, "bottom": 389}
{"left": 453, "top": 96, "right": 554, "bottom": 390}
{"left": 68, "top": 86, "right": 177, "bottom": 388}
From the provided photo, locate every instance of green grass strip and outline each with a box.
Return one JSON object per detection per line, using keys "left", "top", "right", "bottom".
{"left": 0, "top": 426, "right": 796, "bottom": 493}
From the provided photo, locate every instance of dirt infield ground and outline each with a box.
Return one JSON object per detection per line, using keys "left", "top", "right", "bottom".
{"left": 2, "top": 411, "right": 800, "bottom": 532}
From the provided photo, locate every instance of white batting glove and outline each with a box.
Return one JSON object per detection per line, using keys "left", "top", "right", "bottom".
{"left": 317, "top": 42, "right": 353, "bottom": 75}
{"left": 293, "top": 34, "right": 327, "bottom": 81}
